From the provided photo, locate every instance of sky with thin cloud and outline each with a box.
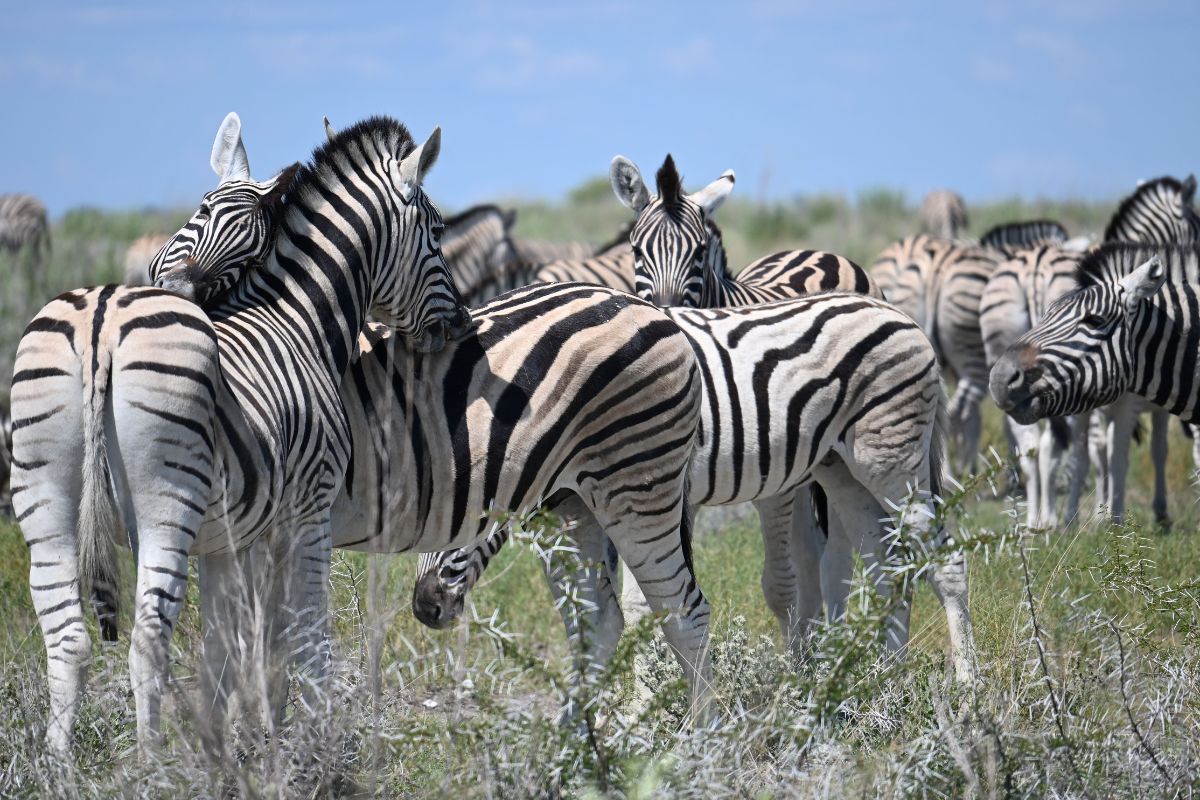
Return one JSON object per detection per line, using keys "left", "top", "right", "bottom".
{"left": 1, "top": 1, "right": 1196, "bottom": 215}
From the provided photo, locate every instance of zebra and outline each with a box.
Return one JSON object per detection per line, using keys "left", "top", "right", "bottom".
{"left": 979, "top": 220, "right": 1069, "bottom": 258}
{"left": 0, "top": 402, "right": 11, "bottom": 514}
{"left": 413, "top": 156, "right": 977, "bottom": 681}
{"left": 979, "top": 243, "right": 1084, "bottom": 526}
{"left": 12, "top": 112, "right": 473, "bottom": 753}
{"left": 991, "top": 246, "right": 1200, "bottom": 472}
{"left": 135, "top": 125, "right": 720, "bottom": 729}
{"left": 919, "top": 189, "right": 968, "bottom": 239}
{"left": 122, "top": 232, "right": 172, "bottom": 285}
{"left": 0, "top": 193, "right": 50, "bottom": 258}
{"left": 413, "top": 288, "right": 977, "bottom": 683}
{"left": 510, "top": 235, "right": 595, "bottom": 265}
{"left": 870, "top": 234, "right": 1002, "bottom": 474}
{"left": 1078, "top": 176, "right": 1200, "bottom": 524}
{"left": 439, "top": 203, "right": 522, "bottom": 304}
{"left": 602, "top": 152, "right": 889, "bottom": 649}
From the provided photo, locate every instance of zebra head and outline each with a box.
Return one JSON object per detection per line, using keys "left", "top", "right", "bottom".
{"left": 151, "top": 112, "right": 299, "bottom": 306}
{"left": 611, "top": 154, "right": 734, "bottom": 307}
{"left": 990, "top": 252, "right": 1166, "bottom": 424}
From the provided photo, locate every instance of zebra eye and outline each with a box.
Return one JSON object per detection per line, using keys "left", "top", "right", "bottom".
{"left": 431, "top": 224, "right": 445, "bottom": 240}
{"left": 1081, "top": 313, "right": 1108, "bottom": 328}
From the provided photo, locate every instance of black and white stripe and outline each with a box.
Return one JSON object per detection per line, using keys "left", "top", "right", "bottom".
{"left": 12, "top": 113, "right": 471, "bottom": 753}
{"left": 979, "top": 220, "right": 1069, "bottom": 258}
{"left": 980, "top": 244, "right": 1082, "bottom": 525}
{"left": 871, "top": 234, "right": 1002, "bottom": 473}
{"left": 992, "top": 244, "right": 1200, "bottom": 434}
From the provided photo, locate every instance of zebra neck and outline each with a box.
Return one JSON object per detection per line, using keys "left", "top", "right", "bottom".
{"left": 1129, "top": 292, "right": 1200, "bottom": 422}
{"left": 702, "top": 229, "right": 735, "bottom": 306}
{"left": 232, "top": 197, "right": 373, "bottom": 379}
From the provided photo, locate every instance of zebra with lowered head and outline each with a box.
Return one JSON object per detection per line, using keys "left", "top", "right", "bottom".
{"left": 12, "top": 112, "right": 472, "bottom": 754}
{"left": 991, "top": 244, "right": 1200, "bottom": 444}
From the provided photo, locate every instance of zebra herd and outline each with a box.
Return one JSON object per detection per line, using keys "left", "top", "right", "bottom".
{"left": 7, "top": 111, "right": 1197, "bottom": 757}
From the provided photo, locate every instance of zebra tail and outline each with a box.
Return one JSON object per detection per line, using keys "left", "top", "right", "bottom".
{"left": 78, "top": 339, "right": 121, "bottom": 643}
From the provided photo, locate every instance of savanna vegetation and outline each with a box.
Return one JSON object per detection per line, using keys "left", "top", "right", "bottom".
{"left": 1, "top": 185, "right": 1197, "bottom": 798}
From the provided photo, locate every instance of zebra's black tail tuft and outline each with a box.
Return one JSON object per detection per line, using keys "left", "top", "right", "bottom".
{"left": 1050, "top": 416, "right": 1072, "bottom": 451}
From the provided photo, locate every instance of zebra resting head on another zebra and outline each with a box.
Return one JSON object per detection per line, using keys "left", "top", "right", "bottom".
{"left": 150, "top": 113, "right": 298, "bottom": 305}
{"left": 611, "top": 153, "right": 735, "bottom": 307}
{"left": 990, "top": 243, "right": 1179, "bottom": 426}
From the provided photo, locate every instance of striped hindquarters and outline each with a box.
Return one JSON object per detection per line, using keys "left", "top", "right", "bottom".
{"left": 734, "top": 248, "right": 882, "bottom": 301}
{"left": 980, "top": 245, "right": 1081, "bottom": 366}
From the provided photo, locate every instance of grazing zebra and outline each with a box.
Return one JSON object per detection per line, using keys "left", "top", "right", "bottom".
{"left": 991, "top": 246, "right": 1200, "bottom": 459}
{"left": 979, "top": 220, "right": 1069, "bottom": 258}
{"left": 12, "top": 112, "right": 473, "bottom": 753}
{"left": 415, "top": 288, "right": 977, "bottom": 682}
{"left": 919, "top": 189, "right": 968, "bottom": 239}
{"left": 144, "top": 130, "right": 721, "bottom": 726}
{"left": 0, "top": 193, "right": 50, "bottom": 258}
{"left": 1088, "top": 176, "right": 1200, "bottom": 523}
{"left": 122, "top": 233, "right": 172, "bottom": 285}
{"left": 604, "top": 153, "right": 887, "bottom": 648}
{"left": 979, "top": 243, "right": 1083, "bottom": 526}
{"left": 871, "top": 234, "right": 1002, "bottom": 473}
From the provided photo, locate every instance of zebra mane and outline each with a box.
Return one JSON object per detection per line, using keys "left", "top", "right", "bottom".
{"left": 1104, "top": 176, "right": 1198, "bottom": 242}
{"left": 1077, "top": 241, "right": 1200, "bottom": 288}
{"left": 979, "top": 220, "right": 1069, "bottom": 253}
{"left": 655, "top": 154, "right": 685, "bottom": 217}
{"left": 291, "top": 115, "right": 416, "bottom": 201}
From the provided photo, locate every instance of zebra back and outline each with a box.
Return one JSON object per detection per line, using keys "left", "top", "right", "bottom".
{"left": 979, "top": 220, "right": 1069, "bottom": 257}
{"left": 1104, "top": 175, "right": 1200, "bottom": 244}
{"left": 919, "top": 189, "right": 968, "bottom": 239}
{"left": 980, "top": 244, "right": 1081, "bottom": 366}
{"left": 0, "top": 193, "right": 50, "bottom": 257}
{"left": 440, "top": 204, "right": 520, "bottom": 305}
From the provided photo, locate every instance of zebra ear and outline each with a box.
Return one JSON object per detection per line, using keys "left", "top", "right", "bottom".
{"left": 610, "top": 156, "right": 649, "bottom": 213}
{"left": 502, "top": 208, "right": 518, "bottom": 231}
{"left": 396, "top": 127, "right": 441, "bottom": 198}
{"left": 211, "top": 112, "right": 251, "bottom": 184}
{"left": 1118, "top": 255, "right": 1166, "bottom": 314}
{"left": 1182, "top": 174, "right": 1197, "bottom": 204}
{"left": 688, "top": 170, "right": 735, "bottom": 216}
{"left": 259, "top": 162, "right": 301, "bottom": 209}
{"left": 323, "top": 116, "right": 337, "bottom": 143}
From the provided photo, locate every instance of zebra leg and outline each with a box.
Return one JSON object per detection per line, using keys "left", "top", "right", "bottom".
{"left": 1105, "top": 398, "right": 1137, "bottom": 522}
{"left": 590, "top": 502, "right": 713, "bottom": 722}
{"left": 789, "top": 487, "right": 825, "bottom": 653}
{"left": 1192, "top": 423, "right": 1200, "bottom": 489}
{"left": 1063, "top": 412, "right": 1091, "bottom": 525}
{"left": 539, "top": 500, "right": 624, "bottom": 722}
{"left": 198, "top": 552, "right": 247, "bottom": 738}
{"left": 1150, "top": 409, "right": 1171, "bottom": 527}
{"left": 809, "top": 458, "right": 910, "bottom": 648}
{"left": 752, "top": 493, "right": 806, "bottom": 655}
{"left": 1007, "top": 418, "right": 1043, "bottom": 527}
{"left": 1090, "top": 411, "right": 1111, "bottom": 514}
{"left": 1037, "top": 420, "right": 1069, "bottom": 528}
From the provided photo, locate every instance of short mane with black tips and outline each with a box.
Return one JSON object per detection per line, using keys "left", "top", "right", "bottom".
{"left": 655, "top": 154, "right": 685, "bottom": 217}
{"left": 288, "top": 115, "right": 416, "bottom": 203}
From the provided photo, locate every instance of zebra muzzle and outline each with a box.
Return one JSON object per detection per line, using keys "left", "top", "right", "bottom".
{"left": 411, "top": 569, "right": 464, "bottom": 629}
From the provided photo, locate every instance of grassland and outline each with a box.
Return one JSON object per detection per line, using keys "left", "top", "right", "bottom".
{"left": 1, "top": 187, "right": 1198, "bottom": 797}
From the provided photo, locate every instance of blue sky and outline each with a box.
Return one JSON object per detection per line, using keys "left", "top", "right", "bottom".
{"left": 2, "top": 1, "right": 1197, "bottom": 216}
